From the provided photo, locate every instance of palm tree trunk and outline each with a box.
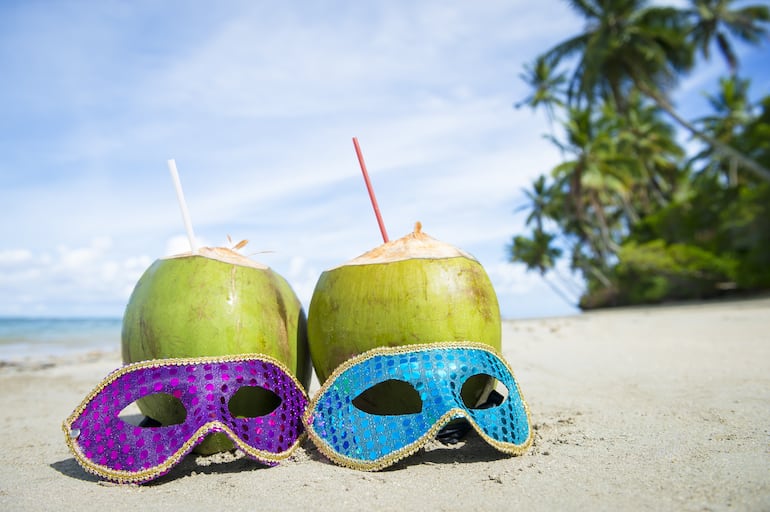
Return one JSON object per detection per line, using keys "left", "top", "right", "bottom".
{"left": 552, "top": 265, "right": 584, "bottom": 296}
{"left": 541, "top": 273, "right": 579, "bottom": 307}
{"left": 584, "top": 260, "right": 613, "bottom": 288}
{"left": 729, "top": 157, "right": 738, "bottom": 186}
{"left": 618, "top": 193, "right": 640, "bottom": 224}
{"left": 565, "top": 235, "right": 614, "bottom": 289}
{"left": 648, "top": 175, "right": 670, "bottom": 207}
{"left": 637, "top": 83, "right": 770, "bottom": 182}
{"left": 589, "top": 193, "right": 619, "bottom": 254}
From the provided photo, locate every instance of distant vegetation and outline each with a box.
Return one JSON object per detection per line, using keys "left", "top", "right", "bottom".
{"left": 510, "top": 0, "right": 770, "bottom": 309}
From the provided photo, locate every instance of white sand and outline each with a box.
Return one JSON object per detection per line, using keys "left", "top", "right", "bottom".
{"left": 1, "top": 297, "right": 768, "bottom": 511}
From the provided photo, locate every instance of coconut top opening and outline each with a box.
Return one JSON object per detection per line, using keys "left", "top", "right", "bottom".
{"left": 338, "top": 222, "right": 475, "bottom": 267}
{"left": 163, "top": 246, "right": 268, "bottom": 269}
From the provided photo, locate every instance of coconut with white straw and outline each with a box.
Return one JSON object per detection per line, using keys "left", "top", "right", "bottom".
{"left": 121, "top": 159, "right": 310, "bottom": 453}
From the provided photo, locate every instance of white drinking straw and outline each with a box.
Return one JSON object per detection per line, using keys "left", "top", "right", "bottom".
{"left": 167, "top": 159, "right": 199, "bottom": 254}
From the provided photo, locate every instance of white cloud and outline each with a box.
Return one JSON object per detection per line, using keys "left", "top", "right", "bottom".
{"left": 141, "top": 1, "right": 568, "bottom": 120}
{"left": 55, "top": 236, "right": 112, "bottom": 270}
{"left": 0, "top": 238, "right": 152, "bottom": 316}
{"left": 285, "top": 256, "right": 322, "bottom": 308}
{"left": 486, "top": 261, "right": 543, "bottom": 295}
{"left": 0, "top": 249, "right": 33, "bottom": 265}
{"left": 490, "top": 261, "right": 582, "bottom": 319}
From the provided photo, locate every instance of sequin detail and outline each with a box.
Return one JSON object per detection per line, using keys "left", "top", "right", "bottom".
{"left": 304, "top": 342, "right": 532, "bottom": 470}
{"left": 62, "top": 354, "right": 308, "bottom": 484}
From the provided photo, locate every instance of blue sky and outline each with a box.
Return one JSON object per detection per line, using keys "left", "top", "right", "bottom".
{"left": 1, "top": 1, "right": 768, "bottom": 319}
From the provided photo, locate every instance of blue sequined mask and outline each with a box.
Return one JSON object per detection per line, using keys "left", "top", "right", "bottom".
{"left": 303, "top": 342, "right": 531, "bottom": 470}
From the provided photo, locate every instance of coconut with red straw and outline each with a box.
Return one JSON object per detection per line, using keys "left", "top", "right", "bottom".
{"left": 307, "top": 139, "right": 502, "bottom": 414}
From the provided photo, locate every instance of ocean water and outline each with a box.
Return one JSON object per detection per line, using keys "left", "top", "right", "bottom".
{"left": 0, "top": 317, "right": 122, "bottom": 361}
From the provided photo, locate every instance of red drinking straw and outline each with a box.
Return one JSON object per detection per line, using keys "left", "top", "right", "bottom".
{"left": 352, "top": 137, "right": 389, "bottom": 243}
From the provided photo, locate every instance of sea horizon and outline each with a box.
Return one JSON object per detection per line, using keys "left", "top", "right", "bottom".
{"left": 0, "top": 317, "right": 122, "bottom": 362}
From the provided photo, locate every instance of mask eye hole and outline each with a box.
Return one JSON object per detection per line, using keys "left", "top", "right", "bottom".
{"left": 228, "top": 386, "right": 282, "bottom": 418}
{"left": 119, "top": 393, "right": 187, "bottom": 427}
{"left": 352, "top": 379, "right": 422, "bottom": 415}
{"left": 460, "top": 374, "right": 509, "bottom": 409}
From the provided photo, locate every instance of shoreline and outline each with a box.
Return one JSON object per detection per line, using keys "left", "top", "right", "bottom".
{"left": 1, "top": 297, "right": 768, "bottom": 511}
{"left": 3, "top": 293, "right": 768, "bottom": 365}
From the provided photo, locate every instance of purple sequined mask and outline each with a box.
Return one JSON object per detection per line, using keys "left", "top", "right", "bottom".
{"left": 62, "top": 354, "right": 308, "bottom": 484}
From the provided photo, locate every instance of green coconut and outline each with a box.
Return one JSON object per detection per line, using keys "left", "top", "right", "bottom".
{"left": 307, "top": 222, "right": 501, "bottom": 415}
{"left": 121, "top": 245, "right": 311, "bottom": 454}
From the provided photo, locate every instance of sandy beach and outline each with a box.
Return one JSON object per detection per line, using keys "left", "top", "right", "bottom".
{"left": 1, "top": 297, "right": 768, "bottom": 511}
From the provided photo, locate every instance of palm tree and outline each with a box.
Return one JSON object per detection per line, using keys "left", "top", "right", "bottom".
{"left": 684, "top": 0, "right": 770, "bottom": 74}
{"left": 515, "top": 56, "right": 569, "bottom": 158}
{"left": 515, "top": 55, "right": 567, "bottom": 126}
{"left": 515, "top": 175, "right": 551, "bottom": 232}
{"left": 539, "top": 103, "right": 641, "bottom": 294}
{"left": 549, "top": 106, "right": 635, "bottom": 253}
{"left": 613, "top": 92, "right": 686, "bottom": 210}
{"left": 539, "top": 0, "right": 770, "bottom": 181}
{"left": 692, "top": 75, "right": 754, "bottom": 184}
{"left": 509, "top": 229, "right": 579, "bottom": 305}
{"left": 514, "top": 176, "right": 585, "bottom": 298}
{"left": 701, "top": 75, "right": 753, "bottom": 136}
{"left": 510, "top": 230, "right": 562, "bottom": 274}
{"left": 542, "top": 0, "right": 693, "bottom": 110}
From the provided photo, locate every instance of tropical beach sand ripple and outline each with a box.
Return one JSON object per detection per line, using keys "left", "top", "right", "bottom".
{"left": 1, "top": 298, "right": 768, "bottom": 511}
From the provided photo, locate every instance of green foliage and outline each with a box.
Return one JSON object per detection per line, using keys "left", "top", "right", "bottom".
{"left": 611, "top": 240, "right": 738, "bottom": 305}
{"left": 510, "top": 0, "right": 770, "bottom": 310}
{"left": 509, "top": 230, "right": 562, "bottom": 274}
{"left": 579, "top": 175, "right": 770, "bottom": 307}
